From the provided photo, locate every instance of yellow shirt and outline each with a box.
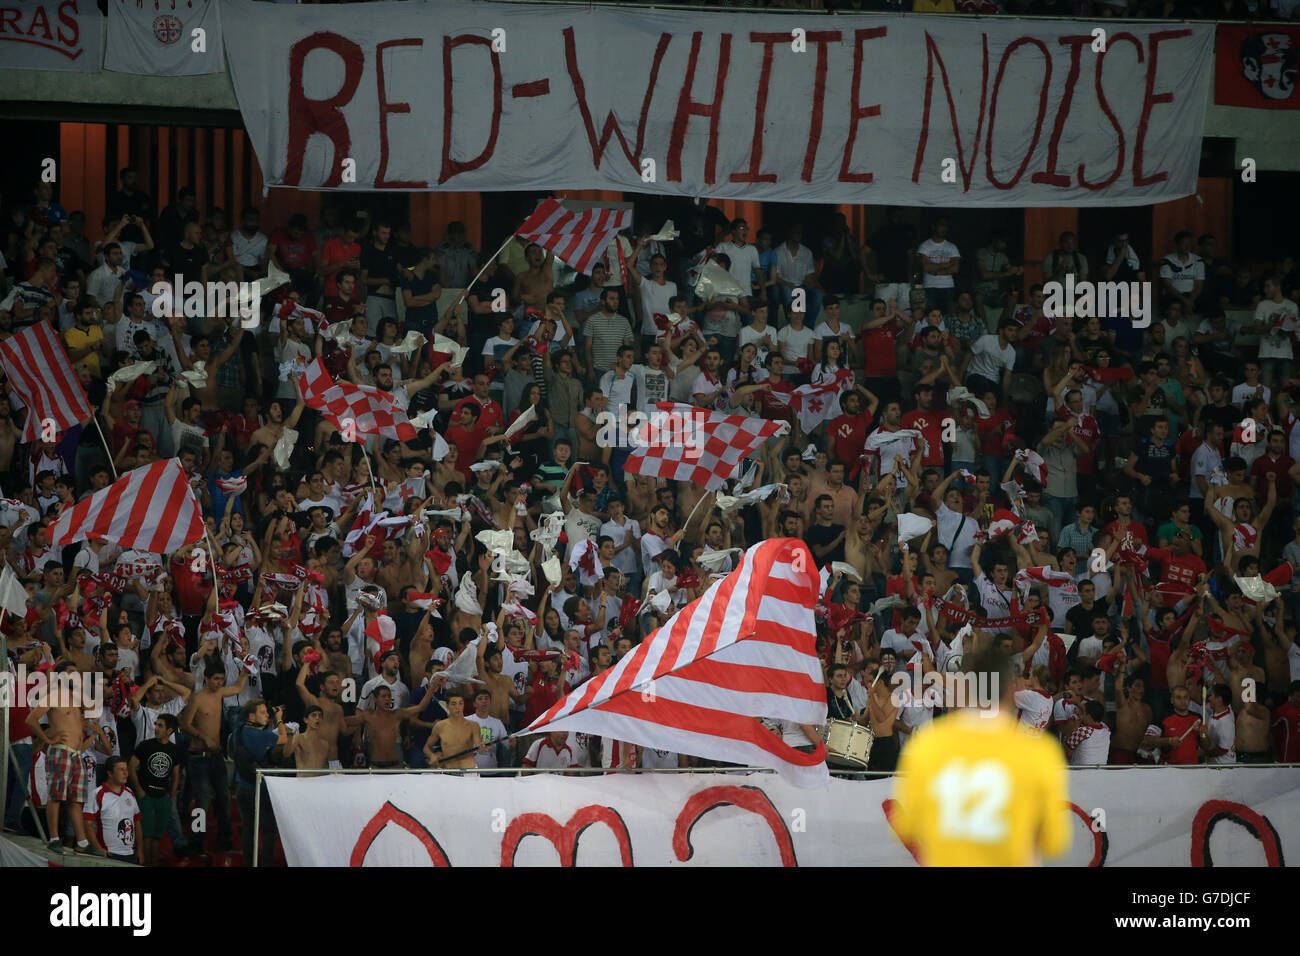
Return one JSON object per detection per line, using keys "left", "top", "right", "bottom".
{"left": 891, "top": 710, "right": 1071, "bottom": 866}
{"left": 912, "top": 0, "right": 957, "bottom": 11}
{"left": 64, "top": 325, "right": 104, "bottom": 377}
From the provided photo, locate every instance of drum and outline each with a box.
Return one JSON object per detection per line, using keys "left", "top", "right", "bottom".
{"left": 819, "top": 719, "right": 875, "bottom": 770}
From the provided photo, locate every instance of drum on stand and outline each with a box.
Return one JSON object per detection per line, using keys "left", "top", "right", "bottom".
{"left": 818, "top": 719, "right": 875, "bottom": 770}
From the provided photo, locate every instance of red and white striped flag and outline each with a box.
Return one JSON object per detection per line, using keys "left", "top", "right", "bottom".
{"left": 516, "top": 198, "right": 632, "bottom": 276}
{"left": 625, "top": 402, "right": 785, "bottom": 492}
{"left": 0, "top": 323, "right": 94, "bottom": 441}
{"left": 297, "top": 358, "right": 417, "bottom": 442}
{"left": 47, "top": 459, "right": 205, "bottom": 553}
{"left": 524, "top": 538, "right": 830, "bottom": 788}
{"left": 365, "top": 614, "right": 397, "bottom": 672}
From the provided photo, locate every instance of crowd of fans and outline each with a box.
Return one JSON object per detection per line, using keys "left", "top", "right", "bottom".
{"left": 2, "top": 170, "right": 1299, "bottom": 867}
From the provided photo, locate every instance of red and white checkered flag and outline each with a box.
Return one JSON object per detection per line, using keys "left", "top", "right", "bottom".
{"left": 0, "top": 323, "right": 94, "bottom": 441}
{"left": 297, "top": 358, "right": 416, "bottom": 442}
{"left": 624, "top": 402, "right": 784, "bottom": 492}
{"left": 524, "top": 538, "right": 829, "bottom": 788}
{"left": 47, "top": 459, "right": 205, "bottom": 553}
{"left": 516, "top": 198, "right": 632, "bottom": 276}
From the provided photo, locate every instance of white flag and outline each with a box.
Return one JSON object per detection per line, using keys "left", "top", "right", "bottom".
{"left": 105, "top": 0, "right": 225, "bottom": 77}
{"left": 0, "top": 563, "right": 30, "bottom": 619}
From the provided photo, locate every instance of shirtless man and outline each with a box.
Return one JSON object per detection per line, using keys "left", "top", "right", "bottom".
{"left": 59, "top": 627, "right": 95, "bottom": 674}
{"left": 1112, "top": 662, "right": 1153, "bottom": 764}
{"left": 864, "top": 655, "right": 900, "bottom": 774}
{"left": 249, "top": 396, "right": 304, "bottom": 452}
{"left": 478, "top": 643, "right": 525, "bottom": 724}
{"left": 26, "top": 661, "right": 103, "bottom": 854}
{"left": 423, "top": 693, "right": 488, "bottom": 770}
{"left": 1227, "top": 640, "right": 1267, "bottom": 712}
{"left": 297, "top": 666, "right": 347, "bottom": 769}
{"left": 179, "top": 665, "right": 246, "bottom": 851}
{"left": 1235, "top": 694, "right": 1273, "bottom": 762}
{"left": 512, "top": 242, "right": 555, "bottom": 311}
{"left": 318, "top": 628, "right": 354, "bottom": 680}
{"left": 345, "top": 685, "right": 428, "bottom": 767}
{"left": 286, "top": 705, "right": 330, "bottom": 776}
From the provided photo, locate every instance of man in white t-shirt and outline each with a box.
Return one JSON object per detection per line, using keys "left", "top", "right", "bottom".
{"left": 86, "top": 758, "right": 141, "bottom": 862}
{"left": 87, "top": 243, "right": 129, "bottom": 306}
{"left": 1201, "top": 684, "right": 1237, "bottom": 765}
{"left": 774, "top": 224, "right": 821, "bottom": 325}
{"left": 465, "top": 689, "right": 511, "bottom": 769}
{"left": 776, "top": 309, "right": 816, "bottom": 379}
{"left": 1189, "top": 422, "right": 1225, "bottom": 503}
{"left": 965, "top": 320, "right": 1019, "bottom": 398}
{"left": 1248, "top": 275, "right": 1298, "bottom": 391}
{"left": 360, "top": 651, "right": 411, "bottom": 711}
{"left": 631, "top": 252, "right": 678, "bottom": 345}
{"left": 1012, "top": 669, "right": 1054, "bottom": 736}
{"left": 1158, "top": 230, "right": 1205, "bottom": 317}
{"left": 916, "top": 218, "right": 960, "bottom": 314}
{"left": 523, "top": 730, "right": 577, "bottom": 769}
{"left": 1064, "top": 700, "right": 1112, "bottom": 765}
{"left": 601, "top": 498, "right": 641, "bottom": 584}
{"left": 713, "top": 219, "right": 761, "bottom": 297}
{"left": 880, "top": 608, "right": 931, "bottom": 672}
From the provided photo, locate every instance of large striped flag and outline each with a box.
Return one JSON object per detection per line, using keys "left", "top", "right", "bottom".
{"left": 523, "top": 538, "right": 830, "bottom": 788}
{"left": 47, "top": 458, "right": 205, "bottom": 554}
{"left": 625, "top": 402, "right": 785, "bottom": 492}
{"left": 0, "top": 323, "right": 94, "bottom": 441}
{"left": 516, "top": 198, "right": 633, "bottom": 276}
{"left": 297, "top": 358, "right": 417, "bottom": 442}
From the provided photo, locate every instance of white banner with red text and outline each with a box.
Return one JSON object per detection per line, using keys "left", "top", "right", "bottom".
{"left": 264, "top": 766, "right": 1298, "bottom": 867}
{"left": 220, "top": 0, "right": 1213, "bottom": 206}
{"left": 0, "top": 0, "right": 103, "bottom": 72}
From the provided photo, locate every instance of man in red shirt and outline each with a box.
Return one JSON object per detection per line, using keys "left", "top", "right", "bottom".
{"left": 901, "top": 384, "right": 946, "bottom": 470}
{"left": 444, "top": 404, "right": 489, "bottom": 481}
{"left": 1270, "top": 681, "right": 1300, "bottom": 762}
{"left": 320, "top": 218, "right": 364, "bottom": 299}
{"left": 1153, "top": 685, "right": 1202, "bottom": 764}
{"left": 760, "top": 353, "right": 796, "bottom": 421}
{"left": 269, "top": 214, "right": 320, "bottom": 295}
{"left": 827, "top": 386, "right": 878, "bottom": 470}
{"left": 1146, "top": 533, "right": 1207, "bottom": 606}
{"left": 858, "top": 298, "right": 907, "bottom": 404}
{"left": 975, "top": 391, "right": 1015, "bottom": 467}
{"left": 1106, "top": 493, "right": 1149, "bottom": 547}
{"left": 452, "top": 375, "right": 505, "bottom": 434}
{"left": 1058, "top": 388, "right": 1099, "bottom": 478}
{"left": 1252, "top": 428, "right": 1294, "bottom": 513}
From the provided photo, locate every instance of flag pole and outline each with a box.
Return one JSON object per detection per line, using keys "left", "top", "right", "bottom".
{"left": 92, "top": 416, "right": 119, "bottom": 481}
{"left": 361, "top": 449, "right": 382, "bottom": 503}
{"left": 0, "top": 606, "right": 9, "bottom": 833}
{"left": 450, "top": 235, "right": 516, "bottom": 314}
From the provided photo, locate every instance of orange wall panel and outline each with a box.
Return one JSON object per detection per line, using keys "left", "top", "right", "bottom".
{"left": 1150, "top": 177, "right": 1233, "bottom": 263}
{"left": 1023, "top": 208, "right": 1079, "bottom": 292}
{"left": 409, "top": 193, "right": 483, "bottom": 249}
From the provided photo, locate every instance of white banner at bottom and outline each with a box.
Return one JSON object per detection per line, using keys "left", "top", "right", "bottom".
{"left": 264, "top": 767, "right": 1299, "bottom": 867}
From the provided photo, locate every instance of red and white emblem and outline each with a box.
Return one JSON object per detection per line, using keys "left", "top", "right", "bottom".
{"left": 153, "top": 14, "right": 182, "bottom": 44}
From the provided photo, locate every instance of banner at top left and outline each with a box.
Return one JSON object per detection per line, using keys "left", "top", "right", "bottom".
{"left": 0, "top": 0, "right": 104, "bottom": 72}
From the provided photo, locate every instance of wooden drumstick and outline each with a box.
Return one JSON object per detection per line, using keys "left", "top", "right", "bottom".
{"left": 1176, "top": 719, "right": 1202, "bottom": 743}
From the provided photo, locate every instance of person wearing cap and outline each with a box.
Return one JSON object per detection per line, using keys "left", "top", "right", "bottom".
{"left": 358, "top": 647, "right": 408, "bottom": 712}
